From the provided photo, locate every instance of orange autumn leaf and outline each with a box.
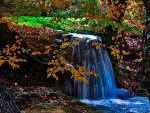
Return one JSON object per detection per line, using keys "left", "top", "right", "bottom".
{"left": 7, "top": 22, "right": 14, "bottom": 30}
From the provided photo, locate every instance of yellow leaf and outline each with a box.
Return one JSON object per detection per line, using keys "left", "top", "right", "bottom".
{"left": 112, "top": 36, "right": 115, "bottom": 40}
{"left": 92, "top": 42, "right": 98, "bottom": 46}
{"left": 103, "top": 44, "right": 106, "bottom": 48}
{"left": 45, "top": 45, "right": 51, "bottom": 49}
{"left": 64, "top": 38, "right": 69, "bottom": 42}
{"left": 82, "top": 78, "right": 88, "bottom": 83}
{"left": 7, "top": 22, "right": 14, "bottom": 30}
{"left": 47, "top": 73, "right": 52, "bottom": 78}
{"left": 15, "top": 36, "right": 20, "bottom": 39}
{"left": 95, "top": 45, "right": 99, "bottom": 49}
{"left": 43, "top": 23, "right": 47, "bottom": 29}
{"left": 31, "top": 51, "right": 41, "bottom": 55}
{"left": 52, "top": 74, "right": 58, "bottom": 80}
{"left": 17, "top": 51, "right": 20, "bottom": 54}
{"left": 117, "top": 55, "right": 120, "bottom": 60}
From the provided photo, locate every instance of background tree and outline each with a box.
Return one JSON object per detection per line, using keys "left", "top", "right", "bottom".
{"left": 0, "top": 0, "right": 4, "bottom": 6}
{"left": 141, "top": 0, "right": 150, "bottom": 96}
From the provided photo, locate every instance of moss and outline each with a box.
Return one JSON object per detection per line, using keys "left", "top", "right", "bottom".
{"left": 24, "top": 105, "right": 66, "bottom": 113}
{"left": 65, "top": 106, "right": 82, "bottom": 113}
{"left": 29, "top": 103, "right": 56, "bottom": 110}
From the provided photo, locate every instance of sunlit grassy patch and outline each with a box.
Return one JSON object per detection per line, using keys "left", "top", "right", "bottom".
{"left": 7, "top": 16, "right": 91, "bottom": 34}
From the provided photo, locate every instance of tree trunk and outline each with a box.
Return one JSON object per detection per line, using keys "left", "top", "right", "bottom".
{"left": 0, "top": 0, "right": 4, "bottom": 6}
{"left": 0, "top": 20, "right": 18, "bottom": 50}
{"left": 141, "top": 0, "right": 150, "bottom": 96}
{"left": 0, "top": 80, "right": 21, "bottom": 113}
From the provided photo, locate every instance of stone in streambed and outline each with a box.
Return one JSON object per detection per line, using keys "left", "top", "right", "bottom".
{"left": 115, "top": 88, "right": 131, "bottom": 99}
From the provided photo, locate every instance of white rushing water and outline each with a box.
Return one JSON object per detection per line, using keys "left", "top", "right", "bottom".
{"left": 66, "top": 33, "right": 116, "bottom": 99}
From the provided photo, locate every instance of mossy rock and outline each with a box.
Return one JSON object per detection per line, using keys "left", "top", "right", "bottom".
{"left": 23, "top": 103, "right": 66, "bottom": 113}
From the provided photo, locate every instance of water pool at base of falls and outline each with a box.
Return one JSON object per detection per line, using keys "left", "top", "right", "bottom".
{"left": 80, "top": 97, "right": 150, "bottom": 113}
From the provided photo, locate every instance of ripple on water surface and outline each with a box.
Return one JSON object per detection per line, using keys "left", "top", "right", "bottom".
{"left": 80, "top": 97, "right": 150, "bottom": 113}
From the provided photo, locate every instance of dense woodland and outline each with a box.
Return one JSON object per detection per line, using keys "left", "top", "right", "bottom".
{"left": 0, "top": 0, "right": 150, "bottom": 113}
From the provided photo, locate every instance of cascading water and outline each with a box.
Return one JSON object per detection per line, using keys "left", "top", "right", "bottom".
{"left": 65, "top": 33, "right": 150, "bottom": 113}
{"left": 67, "top": 34, "right": 116, "bottom": 99}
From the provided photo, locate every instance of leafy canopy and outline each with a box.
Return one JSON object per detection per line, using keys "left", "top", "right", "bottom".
{"left": 0, "top": 0, "right": 145, "bottom": 81}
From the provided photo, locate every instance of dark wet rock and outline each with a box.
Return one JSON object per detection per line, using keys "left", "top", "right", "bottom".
{"left": 10, "top": 86, "right": 98, "bottom": 112}
{"left": 30, "top": 90, "right": 51, "bottom": 96}
{"left": 30, "top": 103, "right": 56, "bottom": 109}
{"left": 116, "top": 88, "right": 131, "bottom": 99}
{"left": 55, "top": 30, "right": 63, "bottom": 46}
{"left": 63, "top": 34, "right": 74, "bottom": 42}
{"left": 55, "top": 30, "right": 64, "bottom": 39}
{"left": 13, "top": 87, "right": 58, "bottom": 97}
{"left": 30, "top": 92, "right": 39, "bottom": 97}
{"left": 0, "top": 80, "right": 21, "bottom": 113}
{"left": 55, "top": 39, "right": 62, "bottom": 45}
{"left": 12, "top": 87, "right": 57, "bottom": 108}
{"left": 19, "top": 92, "right": 31, "bottom": 98}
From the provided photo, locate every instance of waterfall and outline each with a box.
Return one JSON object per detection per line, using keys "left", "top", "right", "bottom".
{"left": 66, "top": 33, "right": 116, "bottom": 100}
{"left": 65, "top": 33, "right": 150, "bottom": 112}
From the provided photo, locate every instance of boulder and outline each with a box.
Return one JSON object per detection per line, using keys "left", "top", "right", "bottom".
{"left": 0, "top": 80, "right": 21, "bottom": 113}
{"left": 115, "top": 88, "right": 131, "bottom": 99}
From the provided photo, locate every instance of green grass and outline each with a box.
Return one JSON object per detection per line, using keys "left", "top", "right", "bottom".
{"left": 11, "top": 16, "right": 53, "bottom": 27}
{"left": 9, "top": 16, "right": 92, "bottom": 34}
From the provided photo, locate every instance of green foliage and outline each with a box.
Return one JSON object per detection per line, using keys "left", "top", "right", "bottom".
{"left": 10, "top": 15, "right": 142, "bottom": 36}
{"left": 0, "top": 0, "right": 147, "bottom": 81}
{"left": 0, "top": 17, "right": 97, "bottom": 82}
{"left": 10, "top": 16, "right": 92, "bottom": 33}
